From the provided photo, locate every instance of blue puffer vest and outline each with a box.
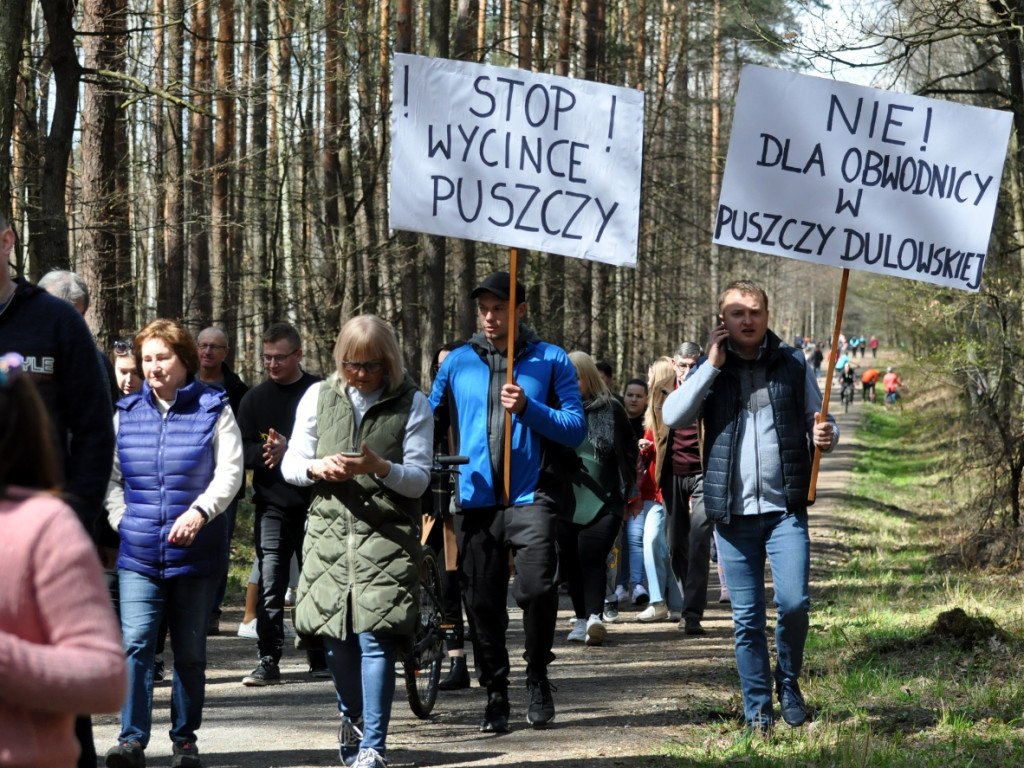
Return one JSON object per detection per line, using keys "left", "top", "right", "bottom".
{"left": 702, "top": 330, "right": 812, "bottom": 523}
{"left": 115, "top": 378, "right": 229, "bottom": 578}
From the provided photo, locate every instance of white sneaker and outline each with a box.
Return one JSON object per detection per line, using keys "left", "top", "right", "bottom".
{"left": 237, "top": 618, "right": 258, "bottom": 638}
{"left": 668, "top": 609, "right": 682, "bottom": 622}
{"left": 636, "top": 601, "right": 668, "bottom": 622}
{"left": 585, "top": 615, "right": 606, "bottom": 646}
{"left": 611, "top": 584, "right": 629, "bottom": 603}
{"left": 567, "top": 617, "right": 587, "bottom": 642}
{"left": 631, "top": 584, "right": 650, "bottom": 605}
{"left": 284, "top": 586, "right": 296, "bottom": 607}
{"left": 351, "top": 746, "right": 387, "bottom": 768}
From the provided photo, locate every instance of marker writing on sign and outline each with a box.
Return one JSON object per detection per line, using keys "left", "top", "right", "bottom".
{"left": 606, "top": 95, "right": 616, "bottom": 152}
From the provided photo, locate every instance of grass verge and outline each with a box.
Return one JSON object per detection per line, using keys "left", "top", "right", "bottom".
{"left": 667, "top": 404, "right": 1024, "bottom": 766}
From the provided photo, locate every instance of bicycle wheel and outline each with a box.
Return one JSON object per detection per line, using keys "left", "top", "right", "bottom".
{"left": 404, "top": 545, "right": 445, "bottom": 718}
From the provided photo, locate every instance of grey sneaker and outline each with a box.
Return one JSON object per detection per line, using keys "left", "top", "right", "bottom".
{"left": 603, "top": 600, "right": 620, "bottom": 623}
{"left": 338, "top": 713, "right": 364, "bottom": 766}
{"left": 105, "top": 741, "right": 146, "bottom": 768}
{"left": 566, "top": 617, "right": 587, "bottom": 642}
{"left": 170, "top": 741, "right": 201, "bottom": 768}
{"left": 242, "top": 655, "right": 281, "bottom": 686}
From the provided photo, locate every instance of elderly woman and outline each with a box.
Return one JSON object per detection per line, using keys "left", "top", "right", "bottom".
{"left": 0, "top": 353, "right": 126, "bottom": 768}
{"left": 104, "top": 320, "right": 243, "bottom": 768}
{"left": 561, "top": 351, "right": 637, "bottom": 646}
{"left": 281, "top": 315, "right": 432, "bottom": 768}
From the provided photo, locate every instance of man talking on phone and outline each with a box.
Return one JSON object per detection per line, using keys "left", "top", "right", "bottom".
{"left": 662, "top": 280, "right": 837, "bottom": 735}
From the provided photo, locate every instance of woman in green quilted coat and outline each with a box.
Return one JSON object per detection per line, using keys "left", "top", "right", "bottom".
{"left": 281, "top": 315, "right": 432, "bottom": 768}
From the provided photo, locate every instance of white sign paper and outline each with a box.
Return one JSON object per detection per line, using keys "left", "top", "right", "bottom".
{"left": 389, "top": 53, "right": 644, "bottom": 267}
{"left": 714, "top": 65, "right": 1012, "bottom": 291}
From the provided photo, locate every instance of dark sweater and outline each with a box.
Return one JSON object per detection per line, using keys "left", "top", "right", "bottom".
{"left": 236, "top": 371, "right": 320, "bottom": 512}
{"left": 0, "top": 278, "right": 114, "bottom": 528}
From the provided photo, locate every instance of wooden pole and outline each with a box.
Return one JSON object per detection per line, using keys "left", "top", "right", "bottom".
{"left": 503, "top": 249, "right": 519, "bottom": 506}
{"left": 808, "top": 267, "right": 849, "bottom": 502}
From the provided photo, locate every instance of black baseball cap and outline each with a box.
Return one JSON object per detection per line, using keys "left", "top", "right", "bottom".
{"left": 470, "top": 271, "right": 526, "bottom": 304}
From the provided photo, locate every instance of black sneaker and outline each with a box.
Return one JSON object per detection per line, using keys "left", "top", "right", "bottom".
{"left": 683, "top": 619, "right": 707, "bottom": 636}
{"left": 778, "top": 681, "right": 808, "bottom": 727}
{"left": 526, "top": 677, "right": 555, "bottom": 727}
{"left": 170, "top": 741, "right": 201, "bottom": 768}
{"left": 338, "top": 713, "right": 364, "bottom": 766}
{"left": 242, "top": 656, "right": 281, "bottom": 686}
{"left": 105, "top": 740, "right": 146, "bottom": 768}
{"left": 480, "top": 690, "right": 509, "bottom": 733}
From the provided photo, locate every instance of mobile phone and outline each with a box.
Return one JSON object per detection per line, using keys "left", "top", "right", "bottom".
{"left": 340, "top": 451, "right": 363, "bottom": 458}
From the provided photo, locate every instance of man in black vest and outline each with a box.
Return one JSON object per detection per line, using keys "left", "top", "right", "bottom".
{"left": 663, "top": 280, "right": 837, "bottom": 735}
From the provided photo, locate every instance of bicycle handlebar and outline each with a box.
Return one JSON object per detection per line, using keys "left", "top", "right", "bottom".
{"left": 433, "top": 455, "right": 469, "bottom": 467}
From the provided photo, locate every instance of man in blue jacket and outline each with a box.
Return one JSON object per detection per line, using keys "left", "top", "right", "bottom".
{"left": 663, "top": 280, "right": 837, "bottom": 736}
{"left": 430, "top": 271, "right": 585, "bottom": 734}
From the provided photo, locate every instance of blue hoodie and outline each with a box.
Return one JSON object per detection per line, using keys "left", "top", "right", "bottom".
{"left": 430, "top": 325, "right": 585, "bottom": 510}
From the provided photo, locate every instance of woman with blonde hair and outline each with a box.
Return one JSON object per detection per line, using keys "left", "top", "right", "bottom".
{"left": 560, "top": 351, "right": 637, "bottom": 645}
{"left": 281, "top": 315, "right": 432, "bottom": 768}
{"left": 636, "top": 356, "right": 684, "bottom": 622}
{"left": 0, "top": 353, "right": 126, "bottom": 768}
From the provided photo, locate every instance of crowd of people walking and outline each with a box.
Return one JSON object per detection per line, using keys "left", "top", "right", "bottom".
{"left": 3, "top": 240, "right": 865, "bottom": 766}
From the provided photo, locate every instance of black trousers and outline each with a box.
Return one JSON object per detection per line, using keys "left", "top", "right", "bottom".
{"left": 666, "top": 473, "right": 712, "bottom": 620}
{"left": 255, "top": 504, "right": 308, "bottom": 661}
{"left": 557, "top": 512, "right": 622, "bottom": 620}
{"left": 455, "top": 504, "right": 559, "bottom": 692}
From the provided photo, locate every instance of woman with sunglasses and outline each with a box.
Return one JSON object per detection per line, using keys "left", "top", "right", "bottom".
{"left": 281, "top": 315, "right": 432, "bottom": 768}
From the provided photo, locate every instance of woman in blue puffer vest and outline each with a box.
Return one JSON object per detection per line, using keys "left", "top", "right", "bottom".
{"left": 103, "top": 319, "right": 243, "bottom": 768}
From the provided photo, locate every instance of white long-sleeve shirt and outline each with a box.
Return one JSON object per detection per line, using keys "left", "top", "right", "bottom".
{"left": 105, "top": 400, "right": 244, "bottom": 530}
{"left": 280, "top": 379, "right": 432, "bottom": 499}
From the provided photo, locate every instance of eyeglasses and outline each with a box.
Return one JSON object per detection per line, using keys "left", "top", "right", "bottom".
{"left": 342, "top": 360, "right": 383, "bottom": 374}
{"left": 114, "top": 340, "right": 132, "bottom": 356}
{"left": 263, "top": 350, "right": 299, "bottom": 365}
{"left": 198, "top": 343, "right": 227, "bottom": 352}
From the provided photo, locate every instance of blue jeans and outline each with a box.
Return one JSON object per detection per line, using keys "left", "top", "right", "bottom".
{"left": 616, "top": 506, "right": 647, "bottom": 593}
{"left": 323, "top": 625, "right": 399, "bottom": 756}
{"left": 715, "top": 511, "right": 810, "bottom": 727}
{"left": 642, "top": 500, "right": 682, "bottom": 610}
{"left": 118, "top": 569, "right": 218, "bottom": 747}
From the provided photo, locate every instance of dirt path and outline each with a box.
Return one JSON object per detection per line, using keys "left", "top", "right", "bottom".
{"left": 92, "top": 390, "right": 859, "bottom": 768}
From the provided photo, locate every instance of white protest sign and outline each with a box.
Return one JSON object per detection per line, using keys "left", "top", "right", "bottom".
{"left": 714, "top": 65, "right": 1012, "bottom": 292}
{"left": 389, "top": 53, "right": 644, "bottom": 267}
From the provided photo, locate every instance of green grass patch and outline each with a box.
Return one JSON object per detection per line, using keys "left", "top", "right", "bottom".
{"left": 665, "top": 403, "right": 1024, "bottom": 767}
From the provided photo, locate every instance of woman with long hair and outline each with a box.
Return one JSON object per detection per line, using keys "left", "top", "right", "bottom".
{"left": 561, "top": 351, "right": 637, "bottom": 645}
{"left": 636, "top": 356, "right": 684, "bottom": 622}
{"left": 281, "top": 315, "right": 432, "bottom": 768}
{"left": 0, "top": 352, "right": 126, "bottom": 768}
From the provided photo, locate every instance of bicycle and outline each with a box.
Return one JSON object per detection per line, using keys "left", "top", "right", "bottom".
{"left": 402, "top": 454, "right": 468, "bottom": 719}
{"left": 840, "top": 379, "right": 855, "bottom": 413}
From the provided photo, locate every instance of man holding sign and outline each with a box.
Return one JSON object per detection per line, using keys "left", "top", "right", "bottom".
{"left": 430, "top": 271, "right": 585, "bottom": 733}
{"left": 663, "top": 281, "right": 837, "bottom": 734}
